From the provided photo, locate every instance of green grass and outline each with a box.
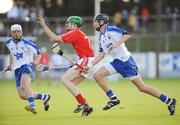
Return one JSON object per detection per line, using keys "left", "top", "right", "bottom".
{"left": 0, "top": 79, "right": 180, "bottom": 125}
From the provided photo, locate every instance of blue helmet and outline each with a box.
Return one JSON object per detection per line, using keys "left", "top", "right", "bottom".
{"left": 95, "top": 13, "right": 109, "bottom": 24}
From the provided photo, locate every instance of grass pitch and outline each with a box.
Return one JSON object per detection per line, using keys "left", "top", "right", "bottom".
{"left": 0, "top": 78, "right": 179, "bottom": 125}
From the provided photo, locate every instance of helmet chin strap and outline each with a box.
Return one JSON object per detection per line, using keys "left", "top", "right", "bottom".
{"left": 95, "top": 21, "right": 105, "bottom": 31}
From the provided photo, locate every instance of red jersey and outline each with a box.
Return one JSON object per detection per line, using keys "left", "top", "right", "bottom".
{"left": 60, "top": 28, "right": 94, "bottom": 59}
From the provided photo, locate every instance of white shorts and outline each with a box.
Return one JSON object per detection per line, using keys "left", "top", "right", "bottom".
{"left": 72, "top": 57, "right": 99, "bottom": 79}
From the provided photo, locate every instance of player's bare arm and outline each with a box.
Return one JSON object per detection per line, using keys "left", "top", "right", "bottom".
{"left": 109, "top": 34, "right": 131, "bottom": 52}
{"left": 83, "top": 52, "right": 105, "bottom": 72}
{"left": 37, "top": 16, "right": 62, "bottom": 43}
{"left": 7, "top": 54, "right": 13, "bottom": 70}
{"left": 31, "top": 54, "right": 41, "bottom": 66}
{"left": 91, "top": 52, "right": 105, "bottom": 66}
{"left": 116, "top": 34, "right": 131, "bottom": 46}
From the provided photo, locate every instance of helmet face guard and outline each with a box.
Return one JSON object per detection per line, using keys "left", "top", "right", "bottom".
{"left": 66, "top": 16, "right": 83, "bottom": 27}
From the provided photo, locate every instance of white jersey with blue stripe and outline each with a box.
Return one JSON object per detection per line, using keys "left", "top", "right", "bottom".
{"left": 6, "top": 38, "right": 41, "bottom": 70}
{"left": 99, "top": 25, "right": 131, "bottom": 62}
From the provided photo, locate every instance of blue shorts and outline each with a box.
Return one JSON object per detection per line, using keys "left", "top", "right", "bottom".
{"left": 15, "top": 64, "right": 36, "bottom": 87}
{"left": 110, "top": 56, "right": 138, "bottom": 78}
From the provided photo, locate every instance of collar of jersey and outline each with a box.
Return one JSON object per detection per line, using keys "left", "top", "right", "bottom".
{"left": 13, "top": 38, "right": 23, "bottom": 44}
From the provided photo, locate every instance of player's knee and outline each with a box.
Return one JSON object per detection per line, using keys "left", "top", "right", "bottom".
{"left": 19, "top": 85, "right": 26, "bottom": 91}
{"left": 19, "top": 95, "right": 27, "bottom": 100}
{"left": 18, "top": 92, "right": 27, "bottom": 100}
{"left": 61, "top": 75, "right": 69, "bottom": 85}
{"left": 93, "top": 73, "right": 98, "bottom": 81}
{"left": 93, "top": 72, "right": 103, "bottom": 81}
{"left": 137, "top": 85, "right": 146, "bottom": 92}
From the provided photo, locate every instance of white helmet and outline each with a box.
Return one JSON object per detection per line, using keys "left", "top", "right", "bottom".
{"left": 11, "top": 24, "right": 22, "bottom": 32}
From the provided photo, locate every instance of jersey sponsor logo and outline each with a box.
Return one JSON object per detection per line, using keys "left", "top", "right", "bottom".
{"left": 14, "top": 53, "right": 23, "bottom": 60}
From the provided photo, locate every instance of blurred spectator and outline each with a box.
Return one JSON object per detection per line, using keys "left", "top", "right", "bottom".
{"left": 121, "top": 9, "right": 129, "bottom": 29}
{"left": 30, "top": 6, "right": 37, "bottom": 34}
{"left": 165, "top": 6, "right": 172, "bottom": 32}
{"left": 18, "top": 1, "right": 30, "bottom": 35}
{"left": 0, "top": 58, "right": 4, "bottom": 71}
{"left": 7, "top": 3, "right": 19, "bottom": 20}
{"left": 38, "top": 5, "right": 44, "bottom": 16}
{"left": 0, "top": 22, "right": 5, "bottom": 36}
{"left": 141, "top": 5, "right": 150, "bottom": 33}
{"left": 18, "top": 1, "right": 29, "bottom": 20}
{"left": 55, "top": 24, "right": 62, "bottom": 35}
{"left": 172, "top": 7, "right": 179, "bottom": 34}
{"left": 128, "top": 8, "right": 138, "bottom": 33}
{"left": 113, "top": 10, "right": 122, "bottom": 28}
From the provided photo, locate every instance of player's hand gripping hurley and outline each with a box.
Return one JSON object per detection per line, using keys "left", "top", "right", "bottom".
{"left": 0, "top": 67, "right": 11, "bottom": 75}
{"left": 51, "top": 43, "right": 84, "bottom": 69}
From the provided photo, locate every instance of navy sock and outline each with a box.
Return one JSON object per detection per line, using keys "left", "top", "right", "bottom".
{"left": 160, "top": 94, "right": 167, "bottom": 102}
{"left": 37, "top": 93, "right": 47, "bottom": 100}
{"left": 160, "top": 93, "right": 171, "bottom": 104}
{"left": 106, "top": 90, "right": 117, "bottom": 100}
{"left": 28, "top": 97, "right": 35, "bottom": 107}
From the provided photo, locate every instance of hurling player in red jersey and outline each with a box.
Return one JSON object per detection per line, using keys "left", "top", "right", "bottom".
{"left": 37, "top": 16, "right": 94, "bottom": 116}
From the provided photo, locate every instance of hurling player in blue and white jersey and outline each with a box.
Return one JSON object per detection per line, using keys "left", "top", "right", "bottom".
{"left": 5, "top": 24, "right": 50, "bottom": 114}
{"left": 84, "top": 14, "right": 176, "bottom": 115}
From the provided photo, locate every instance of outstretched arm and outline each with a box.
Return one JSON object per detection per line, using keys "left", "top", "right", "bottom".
{"left": 91, "top": 52, "right": 105, "bottom": 66}
{"left": 31, "top": 54, "right": 41, "bottom": 67}
{"left": 7, "top": 54, "right": 13, "bottom": 70}
{"left": 109, "top": 34, "right": 131, "bottom": 51}
{"left": 83, "top": 52, "right": 105, "bottom": 72}
{"left": 116, "top": 34, "right": 131, "bottom": 46}
{"left": 37, "top": 16, "right": 63, "bottom": 43}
